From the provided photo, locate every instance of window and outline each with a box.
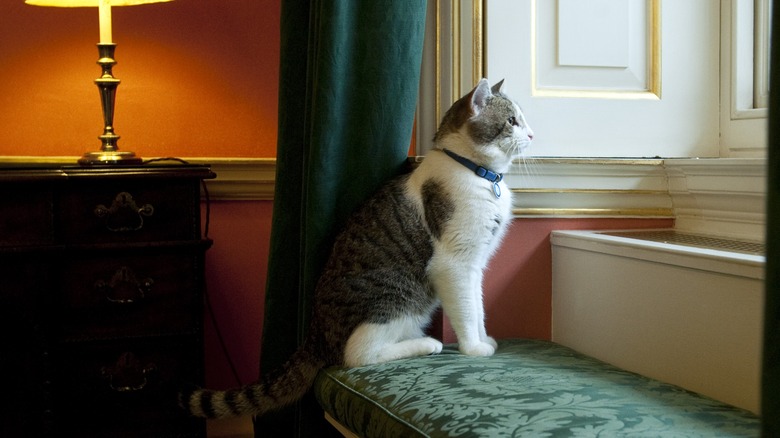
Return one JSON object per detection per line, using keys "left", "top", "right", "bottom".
{"left": 722, "top": 0, "right": 769, "bottom": 156}
{"left": 753, "top": 0, "right": 771, "bottom": 109}
{"left": 419, "top": 0, "right": 768, "bottom": 158}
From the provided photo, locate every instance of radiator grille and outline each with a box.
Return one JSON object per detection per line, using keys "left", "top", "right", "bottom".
{"left": 605, "top": 230, "right": 765, "bottom": 256}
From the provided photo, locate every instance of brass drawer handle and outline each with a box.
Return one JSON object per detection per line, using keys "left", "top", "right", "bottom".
{"left": 101, "top": 352, "right": 156, "bottom": 392}
{"left": 95, "top": 266, "right": 154, "bottom": 304}
{"left": 94, "top": 192, "right": 154, "bottom": 232}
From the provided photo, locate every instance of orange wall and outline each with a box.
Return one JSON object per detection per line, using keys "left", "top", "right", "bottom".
{"left": 0, "top": 1, "right": 279, "bottom": 158}
{"left": 1, "top": 0, "right": 280, "bottom": 388}
{"left": 3, "top": 2, "right": 675, "bottom": 391}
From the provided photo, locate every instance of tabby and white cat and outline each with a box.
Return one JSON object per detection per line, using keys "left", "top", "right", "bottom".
{"left": 180, "top": 78, "right": 533, "bottom": 418}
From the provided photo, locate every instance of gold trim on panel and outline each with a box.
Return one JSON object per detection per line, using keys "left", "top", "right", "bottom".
{"left": 514, "top": 208, "right": 674, "bottom": 217}
{"left": 514, "top": 157, "right": 665, "bottom": 166}
{"left": 531, "top": 0, "right": 662, "bottom": 100}
{"left": 532, "top": 89, "right": 662, "bottom": 100}
{"left": 0, "top": 156, "right": 76, "bottom": 164}
{"left": 452, "top": 0, "right": 461, "bottom": 102}
{"left": 472, "top": 0, "right": 485, "bottom": 81}
{"left": 435, "top": 0, "right": 441, "bottom": 124}
{"left": 512, "top": 188, "right": 667, "bottom": 196}
{"left": 649, "top": 0, "right": 662, "bottom": 98}
{"left": 434, "top": 0, "right": 487, "bottom": 121}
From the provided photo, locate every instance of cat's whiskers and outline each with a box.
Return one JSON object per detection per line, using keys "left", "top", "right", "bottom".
{"left": 518, "top": 156, "right": 541, "bottom": 187}
{"left": 512, "top": 138, "right": 540, "bottom": 188}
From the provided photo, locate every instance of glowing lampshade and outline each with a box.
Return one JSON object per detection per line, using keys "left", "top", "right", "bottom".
{"left": 26, "top": 0, "right": 173, "bottom": 44}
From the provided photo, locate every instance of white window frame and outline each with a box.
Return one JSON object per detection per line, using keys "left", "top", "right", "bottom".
{"left": 417, "top": 0, "right": 767, "bottom": 242}
{"left": 419, "top": 0, "right": 768, "bottom": 158}
{"left": 719, "top": 0, "right": 767, "bottom": 156}
{"left": 418, "top": 0, "right": 485, "bottom": 153}
{"left": 753, "top": 0, "right": 771, "bottom": 109}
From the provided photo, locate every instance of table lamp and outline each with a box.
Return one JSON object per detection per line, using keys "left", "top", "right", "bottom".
{"left": 25, "top": 0, "right": 173, "bottom": 165}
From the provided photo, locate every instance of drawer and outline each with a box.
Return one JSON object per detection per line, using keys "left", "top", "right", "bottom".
{"left": 58, "top": 248, "right": 205, "bottom": 341}
{"left": 0, "top": 254, "right": 51, "bottom": 304}
{"left": 53, "top": 336, "right": 205, "bottom": 437}
{"left": 1, "top": 259, "right": 55, "bottom": 437}
{"left": 0, "top": 182, "right": 55, "bottom": 247}
{"left": 59, "top": 179, "right": 201, "bottom": 245}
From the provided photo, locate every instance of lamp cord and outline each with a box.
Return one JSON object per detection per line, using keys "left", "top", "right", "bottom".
{"left": 142, "top": 157, "right": 242, "bottom": 386}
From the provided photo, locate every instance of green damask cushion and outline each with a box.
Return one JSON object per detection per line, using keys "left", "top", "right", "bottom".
{"left": 314, "top": 339, "right": 759, "bottom": 437}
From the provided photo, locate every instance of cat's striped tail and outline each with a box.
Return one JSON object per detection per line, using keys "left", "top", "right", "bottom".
{"left": 178, "top": 347, "right": 325, "bottom": 419}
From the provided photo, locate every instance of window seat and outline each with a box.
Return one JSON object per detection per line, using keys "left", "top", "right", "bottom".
{"left": 315, "top": 339, "right": 759, "bottom": 437}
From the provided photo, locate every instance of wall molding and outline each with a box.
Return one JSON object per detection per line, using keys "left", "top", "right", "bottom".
{"left": 195, "top": 157, "right": 765, "bottom": 241}
{"left": 199, "top": 157, "right": 766, "bottom": 240}
{"left": 189, "top": 158, "right": 276, "bottom": 201}
{"left": 515, "top": 158, "right": 766, "bottom": 241}
{"left": 0, "top": 156, "right": 277, "bottom": 201}
{"left": 665, "top": 158, "right": 766, "bottom": 241}
{"left": 0, "top": 156, "right": 766, "bottom": 240}
{"left": 507, "top": 158, "right": 672, "bottom": 218}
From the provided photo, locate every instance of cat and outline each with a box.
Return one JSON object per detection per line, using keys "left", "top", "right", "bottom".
{"left": 179, "top": 78, "right": 534, "bottom": 418}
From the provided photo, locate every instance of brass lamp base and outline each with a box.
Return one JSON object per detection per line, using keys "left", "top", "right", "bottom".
{"left": 79, "top": 43, "right": 142, "bottom": 166}
{"left": 79, "top": 150, "right": 143, "bottom": 166}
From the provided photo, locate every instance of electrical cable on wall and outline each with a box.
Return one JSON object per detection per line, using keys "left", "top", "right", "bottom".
{"left": 143, "top": 157, "right": 242, "bottom": 386}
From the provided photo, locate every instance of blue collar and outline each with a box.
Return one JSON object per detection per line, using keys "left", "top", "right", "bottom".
{"left": 442, "top": 148, "right": 503, "bottom": 198}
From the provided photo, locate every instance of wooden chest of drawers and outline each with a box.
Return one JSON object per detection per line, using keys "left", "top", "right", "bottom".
{"left": 0, "top": 164, "right": 214, "bottom": 437}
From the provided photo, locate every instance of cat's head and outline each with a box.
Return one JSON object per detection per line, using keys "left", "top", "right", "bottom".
{"left": 434, "top": 79, "right": 533, "bottom": 171}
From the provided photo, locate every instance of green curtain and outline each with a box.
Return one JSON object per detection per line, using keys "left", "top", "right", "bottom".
{"left": 764, "top": 1, "right": 780, "bottom": 435}
{"left": 255, "top": 1, "right": 427, "bottom": 436}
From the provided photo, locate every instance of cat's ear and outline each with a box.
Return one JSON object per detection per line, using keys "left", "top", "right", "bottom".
{"left": 491, "top": 79, "right": 505, "bottom": 94}
{"left": 470, "top": 78, "right": 492, "bottom": 115}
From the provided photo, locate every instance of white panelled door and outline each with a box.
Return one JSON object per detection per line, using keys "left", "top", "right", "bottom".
{"left": 486, "top": 0, "right": 721, "bottom": 158}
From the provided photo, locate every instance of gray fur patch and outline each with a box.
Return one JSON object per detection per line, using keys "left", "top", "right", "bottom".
{"left": 468, "top": 95, "right": 516, "bottom": 144}
{"left": 490, "top": 214, "right": 503, "bottom": 236}
{"left": 421, "top": 179, "right": 454, "bottom": 240}
{"left": 312, "top": 175, "right": 437, "bottom": 335}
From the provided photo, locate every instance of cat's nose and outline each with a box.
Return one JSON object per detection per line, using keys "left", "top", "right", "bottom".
{"left": 527, "top": 131, "right": 534, "bottom": 141}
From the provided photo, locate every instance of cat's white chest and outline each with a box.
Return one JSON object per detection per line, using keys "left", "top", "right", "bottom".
{"left": 408, "top": 153, "right": 512, "bottom": 248}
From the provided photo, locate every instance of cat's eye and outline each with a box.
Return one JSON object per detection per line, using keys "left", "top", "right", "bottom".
{"left": 507, "top": 116, "right": 519, "bottom": 127}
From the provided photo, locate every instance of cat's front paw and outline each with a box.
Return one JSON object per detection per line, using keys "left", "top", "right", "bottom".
{"left": 460, "top": 341, "right": 496, "bottom": 357}
{"left": 483, "top": 335, "right": 498, "bottom": 349}
{"left": 421, "top": 337, "right": 444, "bottom": 356}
